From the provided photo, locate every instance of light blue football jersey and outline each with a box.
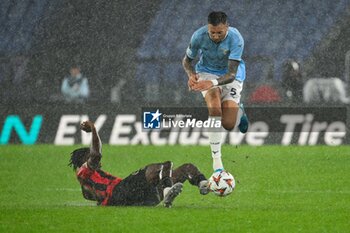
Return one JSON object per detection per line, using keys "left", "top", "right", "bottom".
{"left": 186, "top": 26, "right": 246, "bottom": 82}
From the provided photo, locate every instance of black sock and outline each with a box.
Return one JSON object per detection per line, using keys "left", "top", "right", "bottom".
{"left": 189, "top": 174, "right": 207, "bottom": 186}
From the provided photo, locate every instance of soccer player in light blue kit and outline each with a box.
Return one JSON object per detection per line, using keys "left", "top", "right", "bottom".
{"left": 182, "top": 11, "right": 248, "bottom": 173}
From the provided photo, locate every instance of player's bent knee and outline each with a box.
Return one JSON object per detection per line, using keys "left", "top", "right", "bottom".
{"left": 222, "top": 123, "right": 235, "bottom": 131}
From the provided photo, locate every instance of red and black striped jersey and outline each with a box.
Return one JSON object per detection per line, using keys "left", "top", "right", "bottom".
{"left": 77, "top": 163, "right": 122, "bottom": 205}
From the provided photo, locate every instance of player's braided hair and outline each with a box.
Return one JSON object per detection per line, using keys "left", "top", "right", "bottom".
{"left": 208, "top": 11, "right": 227, "bottom": 26}
{"left": 68, "top": 147, "right": 90, "bottom": 170}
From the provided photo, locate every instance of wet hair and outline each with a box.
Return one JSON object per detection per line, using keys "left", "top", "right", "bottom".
{"left": 68, "top": 147, "right": 90, "bottom": 170}
{"left": 208, "top": 11, "right": 227, "bottom": 26}
{"left": 70, "top": 64, "right": 81, "bottom": 70}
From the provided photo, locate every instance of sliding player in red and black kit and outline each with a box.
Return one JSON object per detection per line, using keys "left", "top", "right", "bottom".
{"left": 69, "top": 121, "right": 209, "bottom": 208}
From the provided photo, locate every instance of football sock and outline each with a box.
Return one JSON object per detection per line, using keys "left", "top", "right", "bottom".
{"left": 213, "top": 156, "right": 223, "bottom": 171}
{"left": 208, "top": 116, "right": 224, "bottom": 171}
{"left": 159, "top": 163, "right": 173, "bottom": 189}
{"left": 189, "top": 174, "right": 207, "bottom": 186}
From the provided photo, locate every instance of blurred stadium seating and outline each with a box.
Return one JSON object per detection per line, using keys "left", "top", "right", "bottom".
{"left": 0, "top": 1, "right": 49, "bottom": 54}
{"left": 303, "top": 77, "right": 350, "bottom": 104}
{"left": 138, "top": 0, "right": 348, "bottom": 62}
{"left": 0, "top": 0, "right": 349, "bottom": 108}
{"left": 136, "top": 0, "right": 350, "bottom": 105}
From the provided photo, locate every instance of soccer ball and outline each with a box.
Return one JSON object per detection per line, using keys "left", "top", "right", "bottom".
{"left": 208, "top": 171, "right": 235, "bottom": 196}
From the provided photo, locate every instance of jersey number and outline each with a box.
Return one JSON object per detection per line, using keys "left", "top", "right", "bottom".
{"left": 230, "top": 88, "right": 237, "bottom": 97}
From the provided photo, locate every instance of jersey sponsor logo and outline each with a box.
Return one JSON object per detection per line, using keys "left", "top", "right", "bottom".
{"left": 220, "top": 48, "right": 229, "bottom": 55}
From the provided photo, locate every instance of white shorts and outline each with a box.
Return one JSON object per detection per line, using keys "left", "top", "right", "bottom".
{"left": 198, "top": 72, "right": 243, "bottom": 104}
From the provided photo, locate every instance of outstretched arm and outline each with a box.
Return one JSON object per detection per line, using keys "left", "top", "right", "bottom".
{"left": 80, "top": 121, "right": 101, "bottom": 154}
{"left": 80, "top": 121, "right": 102, "bottom": 169}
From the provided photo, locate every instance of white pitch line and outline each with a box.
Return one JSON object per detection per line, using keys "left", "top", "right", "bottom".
{"left": 45, "top": 188, "right": 81, "bottom": 192}
{"left": 64, "top": 202, "right": 96, "bottom": 207}
{"left": 239, "top": 189, "right": 350, "bottom": 194}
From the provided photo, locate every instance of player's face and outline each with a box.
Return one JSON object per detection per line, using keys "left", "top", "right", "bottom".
{"left": 208, "top": 23, "right": 228, "bottom": 43}
{"left": 70, "top": 68, "right": 80, "bottom": 78}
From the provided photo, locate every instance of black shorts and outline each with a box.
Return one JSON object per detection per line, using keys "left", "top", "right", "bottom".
{"left": 107, "top": 167, "right": 161, "bottom": 206}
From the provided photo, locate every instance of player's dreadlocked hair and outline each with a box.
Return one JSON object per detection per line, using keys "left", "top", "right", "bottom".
{"left": 68, "top": 147, "right": 90, "bottom": 170}
{"left": 208, "top": 11, "right": 227, "bottom": 26}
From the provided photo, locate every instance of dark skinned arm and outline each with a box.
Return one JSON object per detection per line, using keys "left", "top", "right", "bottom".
{"left": 80, "top": 121, "right": 102, "bottom": 170}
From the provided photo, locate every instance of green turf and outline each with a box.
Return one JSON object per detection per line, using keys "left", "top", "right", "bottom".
{"left": 0, "top": 145, "right": 349, "bottom": 233}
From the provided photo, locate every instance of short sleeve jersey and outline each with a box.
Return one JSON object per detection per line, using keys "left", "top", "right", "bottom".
{"left": 77, "top": 164, "right": 122, "bottom": 205}
{"left": 186, "top": 25, "right": 245, "bottom": 81}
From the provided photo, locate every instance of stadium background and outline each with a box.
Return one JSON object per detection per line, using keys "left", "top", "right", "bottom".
{"left": 1, "top": 0, "right": 349, "bottom": 146}
{"left": 1, "top": 1, "right": 350, "bottom": 232}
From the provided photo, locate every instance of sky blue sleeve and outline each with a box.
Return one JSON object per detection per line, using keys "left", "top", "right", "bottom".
{"left": 228, "top": 33, "right": 244, "bottom": 61}
{"left": 186, "top": 32, "right": 200, "bottom": 59}
{"left": 61, "top": 78, "right": 72, "bottom": 96}
{"left": 79, "top": 78, "right": 89, "bottom": 98}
